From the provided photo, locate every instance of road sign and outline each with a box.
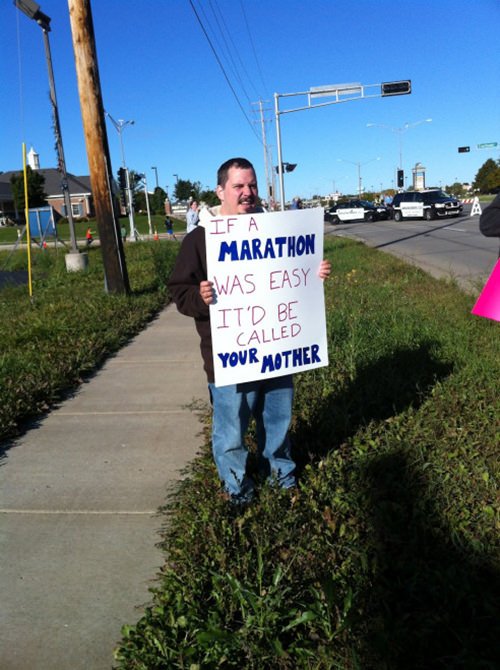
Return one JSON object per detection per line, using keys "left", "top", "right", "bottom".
{"left": 477, "top": 142, "right": 498, "bottom": 149}
{"left": 310, "top": 83, "right": 361, "bottom": 98}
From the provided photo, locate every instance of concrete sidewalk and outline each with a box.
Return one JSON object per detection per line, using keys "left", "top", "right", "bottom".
{"left": 0, "top": 305, "right": 207, "bottom": 669}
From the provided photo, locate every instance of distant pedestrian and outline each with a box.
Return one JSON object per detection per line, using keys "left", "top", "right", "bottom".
{"left": 479, "top": 192, "right": 500, "bottom": 257}
{"left": 291, "top": 196, "right": 302, "bottom": 210}
{"left": 121, "top": 224, "right": 127, "bottom": 243}
{"left": 164, "top": 215, "right": 177, "bottom": 240}
{"left": 186, "top": 201, "right": 199, "bottom": 234}
{"left": 86, "top": 227, "right": 93, "bottom": 246}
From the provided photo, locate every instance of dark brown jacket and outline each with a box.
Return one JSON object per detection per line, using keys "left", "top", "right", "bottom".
{"left": 167, "top": 226, "right": 214, "bottom": 382}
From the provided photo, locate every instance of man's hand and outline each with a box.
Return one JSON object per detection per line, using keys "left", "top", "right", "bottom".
{"left": 200, "top": 280, "right": 214, "bottom": 305}
{"left": 318, "top": 259, "right": 331, "bottom": 280}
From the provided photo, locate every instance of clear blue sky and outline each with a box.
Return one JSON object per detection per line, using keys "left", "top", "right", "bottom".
{"left": 1, "top": 0, "right": 499, "bottom": 202}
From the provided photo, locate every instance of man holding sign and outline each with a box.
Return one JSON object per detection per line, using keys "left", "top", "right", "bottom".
{"left": 168, "top": 158, "right": 330, "bottom": 502}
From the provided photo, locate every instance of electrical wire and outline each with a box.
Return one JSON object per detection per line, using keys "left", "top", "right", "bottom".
{"left": 209, "top": 0, "right": 261, "bottom": 103}
{"left": 239, "top": 0, "right": 269, "bottom": 98}
{"left": 188, "top": 0, "right": 261, "bottom": 144}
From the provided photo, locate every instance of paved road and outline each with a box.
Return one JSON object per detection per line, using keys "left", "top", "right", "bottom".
{"left": 325, "top": 203, "right": 498, "bottom": 292}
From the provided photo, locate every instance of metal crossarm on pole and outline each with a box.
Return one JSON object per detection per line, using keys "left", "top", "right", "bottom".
{"left": 274, "top": 79, "right": 411, "bottom": 209}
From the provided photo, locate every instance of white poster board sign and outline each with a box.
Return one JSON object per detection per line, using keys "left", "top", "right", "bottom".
{"left": 206, "top": 208, "right": 329, "bottom": 387}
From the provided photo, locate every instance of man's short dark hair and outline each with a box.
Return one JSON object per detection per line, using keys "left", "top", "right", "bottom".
{"left": 217, "top": 158, "right": 255, "bottom": 188}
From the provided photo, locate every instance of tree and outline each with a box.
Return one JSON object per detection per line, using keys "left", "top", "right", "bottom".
{"left": 174, "top": 179, "right": 202, "bottom": 202}
{"left": 134, "top": 190, "right": 146, "bottom": 212}
{"left": 128, "top": 170, "right": 144, "bottom": 194}
{"left": 10, "top": 166, "right": 47, "bottom": 214}
{"left": 151, "top": 187, "right": 167, "bottom": 214}
{"left": 446, "top": 182, "right": 464, "bottom": 196}
{"left": 200, "top": 189, "right": 219, "bottom": 207}
{"left": 473, "top": 158, "right": 500, "bottom": 193}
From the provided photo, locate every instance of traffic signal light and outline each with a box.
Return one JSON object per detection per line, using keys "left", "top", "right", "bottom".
{"left": 458, "top": 146, "right": 470, "bottom": 153}
{"left": 381, "top": 80, "right": 411, "bottom": 97}
{"left": 275, "top": 163, "right": 298, "bottom": 173}
{"left": 397, "top": 169, "right": 404, "bottom": 188}
{"left": 117, "top": 167, "right": 127, "bottom": 190}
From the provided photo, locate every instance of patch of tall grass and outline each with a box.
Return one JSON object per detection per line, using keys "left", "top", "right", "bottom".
{"left": 0, "top": 241, "right": 179, "bottom": 442}
{"left": 115, "top": 238, "right": 500, "bottom": 669}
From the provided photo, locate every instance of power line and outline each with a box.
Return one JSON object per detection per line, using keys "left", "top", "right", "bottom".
{"left": 205, "top": 0, "right": 254, "bottom": 105}
{"left": 188, "top": 0, "right": 260, "bottom": 143}
{"left": 209, "top": 0, "right": 262, "bottom": 103}
{"left": 239, "top": 0, "right": 269, "bottom": 98}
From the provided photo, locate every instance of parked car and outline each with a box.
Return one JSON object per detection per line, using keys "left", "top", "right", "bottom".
{"left": 391, "top": 190, "right": 463, "bottom": 221}
{"left": 324, "top": 199, "right": 389, "bottom": 224}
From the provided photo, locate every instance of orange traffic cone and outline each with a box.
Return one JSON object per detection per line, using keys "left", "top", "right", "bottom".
{"left": 154, "top": 228, "right": 159, "bottom": 241}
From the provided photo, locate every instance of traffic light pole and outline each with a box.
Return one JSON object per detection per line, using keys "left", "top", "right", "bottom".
{"left": 274, "top": 80, "right": 411, "bottom": 210}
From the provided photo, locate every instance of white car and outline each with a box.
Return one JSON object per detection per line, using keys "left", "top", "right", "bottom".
{"left": 324, "top": 199, "right": 389, "bottom": 223}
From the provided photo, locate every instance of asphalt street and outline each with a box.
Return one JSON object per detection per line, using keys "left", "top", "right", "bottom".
{"left": 325, "top": 203, "right": 498, "bottom": 292}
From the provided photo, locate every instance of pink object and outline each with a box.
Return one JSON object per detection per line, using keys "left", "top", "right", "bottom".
{"left": 472, "top": 259, "right": 500, "bottom": 322}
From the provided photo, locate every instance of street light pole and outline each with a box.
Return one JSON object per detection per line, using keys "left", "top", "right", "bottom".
{"left": 151, "top": 166, "right": 159, "bottom": 189}
{"left": 337, "top": 157, "right": 380, "bottom": 196}
{"left": 141, "top": 173, "right": 152, "bottom": 235}
{"left": 14, "top": 0, "right": 79, "bottom": 258}
{"left": 105, "top": 111, "right": 136, "bottom": 241}
{"left": 274, "top": 92, "right": 286, "bottom": 210}
{"left": 366, "top": 119, "right": 432, "bottom": 170}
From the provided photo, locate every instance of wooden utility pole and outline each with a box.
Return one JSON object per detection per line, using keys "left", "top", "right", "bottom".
{"left": 67, "top": 0, "right": 129, "bottom": 294}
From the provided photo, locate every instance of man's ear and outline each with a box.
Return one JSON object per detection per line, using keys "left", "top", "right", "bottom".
{"left": 216, "top": 184, "right": 224, "bottom": 202}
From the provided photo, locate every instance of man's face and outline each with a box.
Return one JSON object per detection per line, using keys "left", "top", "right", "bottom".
{"left": 217, "top": 166, "right": 258, "bottom": 215}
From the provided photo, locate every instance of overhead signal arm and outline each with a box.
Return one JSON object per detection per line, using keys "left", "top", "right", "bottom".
{"left": 274, "top": 79, "right": 412, "bottom": 209}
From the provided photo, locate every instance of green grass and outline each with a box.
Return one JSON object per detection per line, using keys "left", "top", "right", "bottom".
{"left": 1, "top": 235, "right": 499, "bottom": 668}
{"left": 0, "top": 214, "right": 185, "bottom": 245}
{"left": 0, "top": 239, "right": 179, "bottom": 442}
{"left": 114, "top": 238, "right": 500, "bottom": 669}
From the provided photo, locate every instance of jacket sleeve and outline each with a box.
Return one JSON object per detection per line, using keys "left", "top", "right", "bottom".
{"left": 479, "top": 194, "right": 500, "bottom": 237}
{"left": 168, "top": 226, "right": 210, "bottom": 319}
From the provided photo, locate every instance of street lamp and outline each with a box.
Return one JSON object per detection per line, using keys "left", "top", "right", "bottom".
{"left": 151, "top": 166, "right": 159, "bottom": 189}
{"left": 14, "top": 0, "right": 79, "bottom": 259}
{"left": 337, "top": 157, "right": 380, "bottom": 196}
{"left": 139, "top": 173, "right": 152, "bottom": 235}
{"left": 104, "top": 111, "right": 136, "bottom": 240}
{"left": 366, "top": 118, "right": 432, "bottom": 170}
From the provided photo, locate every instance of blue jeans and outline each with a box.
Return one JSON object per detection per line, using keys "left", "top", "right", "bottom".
{"left": 208, "top": 375, "right": 295, "bottom": 500}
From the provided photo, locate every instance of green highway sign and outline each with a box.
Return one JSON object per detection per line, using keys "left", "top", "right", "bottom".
{"left": 477, "top": 142, "right": 498, "bottom": 148}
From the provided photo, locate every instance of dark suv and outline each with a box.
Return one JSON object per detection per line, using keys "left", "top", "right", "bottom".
{"left": 391, "top": 189, "right": 463, "bottom": 221}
